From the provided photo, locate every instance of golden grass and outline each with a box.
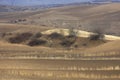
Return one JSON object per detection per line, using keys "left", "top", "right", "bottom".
{"left": 0, "top": 69, "right": 120, "bottom": 79}
{"left": 42, "top": 29, "right": 120, "bottom": 40}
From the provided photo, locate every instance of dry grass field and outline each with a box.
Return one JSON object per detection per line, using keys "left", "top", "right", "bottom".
{"left": 0, "top": 3, "right": 120, "bottom": 35}
{"left": 0, "top": 59, "right": 120, "bottom": 80}
{"left": 0, "top": 24, "right": 120, "bottom": 80}
{"left": 0, "top": 3, "right": 120, "bottom": 80}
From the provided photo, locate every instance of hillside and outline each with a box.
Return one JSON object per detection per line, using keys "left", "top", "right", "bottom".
{"left": 0, "top": 2, "right": 120, "bottom": 80}
{"left": 84, "top": 40, "right": 120, "bottom": 53}
{"left": 29, "top": 3, "right": 120, "bottom": 36}
{"left": 0, "top": 3, "right": 119, "bottom": 36}
{"left": 0, "top": 5, "right": 30, "bottom": 12}
{"left": 0, "top": 23, "right": 120, "bottom": 52}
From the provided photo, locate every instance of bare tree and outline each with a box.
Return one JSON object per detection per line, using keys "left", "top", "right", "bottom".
{"left": 89, "top": 28, "right": 105, "bottom": 41}
{"left": 60, "top": 20, "right": 81, "bottom": 49}
{"left": 88, "top": 21, "right": 110, "bottom": 41}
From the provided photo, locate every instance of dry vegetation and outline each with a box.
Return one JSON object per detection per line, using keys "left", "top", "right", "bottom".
{"left": 0, "top": 3, "right": 120, "bottom": 80}
{"left": 0, "top": 24, "right": 120, "bottom": 79}
{"left": 1, "top": 3, "right": 120, "bottom": 36}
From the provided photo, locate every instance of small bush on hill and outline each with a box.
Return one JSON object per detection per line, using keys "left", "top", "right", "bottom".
{"left": 8, "top": 32, "right": 33, "bottom": 43}
{"left": 89, "top": 34, "right": 104, "bottom": 41}
{"left": 60, "top": 40, "right": 74, "bottom": 47}
{"left": 89, "top": 27, "right": 105, "bottom": 41}
{"left": 48, "top": 32, "right": 64, "bottom": 39}
{"left": 31, "top": 32, "right": 42, "bottom": 39}
{"left": 0, "top": 33, "right": 6, "bottom": 38}
{"left": 60, "top": 35, "right": 76, "bottom": 47}
{"left": 28, "top": 39, "right": 47, "bottom": 46}
{"left": 0, "top": 32, "right": 13, "bottom": 38}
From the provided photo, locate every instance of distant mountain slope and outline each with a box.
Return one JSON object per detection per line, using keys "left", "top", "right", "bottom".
{"left": 0, "top": 5, "right": 26, "bottom": 12}
{"left": 24, "top": 3, "right": 120, "bottom": 36}
{"left": 0, "top": 5, "right": 10, "bottom": 12}
{"left": 0, "top": 3, "right": 120, "bottom": 36}
{"left": 92, "top": 0, "right": 120, "bottom": 3}
{"left": 0, "top": 0, "right": 90, "bottom": 6}
{"left": 0, "top": 0, "right": 120, "bottom": 6}
{"left": 0, "top": 4, "right": 64, "bottom": 12}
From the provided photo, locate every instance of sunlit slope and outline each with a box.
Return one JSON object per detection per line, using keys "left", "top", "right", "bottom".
{"left": 0, "top": 3, "right": 120, "bottom": 35}
{"left": 0, "top": 23, "right": 53, "bottom": 33}
{"left": 42, "top": 29, "right": 120, "bottom": 40}
{"left": 28, "top": 3, "right": 120, "bottom": 36}
{"left": 83, "top": 40, "right": 120, "bottom": 57}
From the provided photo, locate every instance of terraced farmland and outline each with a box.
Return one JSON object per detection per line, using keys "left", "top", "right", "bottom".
{"left": 0, "top": 59, "right": 120, "bottom": 80}
{"left": 0, "top": 2, "right": 120, "bottom": 80}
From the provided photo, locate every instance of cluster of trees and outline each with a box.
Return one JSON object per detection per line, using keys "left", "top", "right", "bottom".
{"left": 0, "top": 20, "right": 106, "bottom": 49}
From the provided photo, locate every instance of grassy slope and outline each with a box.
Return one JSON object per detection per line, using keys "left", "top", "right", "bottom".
{"left": 0, "top": 23, "right": 120, "bottom": 56}
{"left": 0, "top": 3, "right": 120, "bottom": 35}
{"left": 0, "top": 3, "right": 120, "bottom": 80}
{"left": 26, "top": 3, "right": 120, "bottom": 36}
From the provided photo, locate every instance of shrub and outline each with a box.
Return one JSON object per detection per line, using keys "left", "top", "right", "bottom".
{"left": 31, "top": 32, "right": 42, "bottom": 39}
{"left": 89, "top": 33, "right": 104, "bottom": 41}
{"left": 89, "top": 27, "right": 105, "bottom": 41}
{"left": 8, "top": 32, "right": 33, "bottom": 43}
{"left": 66, "top": 35, "right": 77, "bottom": 39}
{"left": 0, "top": 32, "right": 13, "bottom": 38}
{"left": 0, "top": 33, "right": 6, "bottom": 37}
{"left": 60, "top": 34, "right": 77, "bottom": 47}
{"left": 28, "top": 39, "right": 47, "bottom": 46}
{"left": 48, "top": 32, "right": 64, "bottom": 39}
{"left": 69, "top": 28, "right": 76, "bottom": 37}
{"left": 60, "top": 40, "right": 74, "bottom": 47}
{"left": 82, "top": 43, "right": 87, "bottom": 46}
{"left": 60, "top": 36, "right": 76, "bottom": 47}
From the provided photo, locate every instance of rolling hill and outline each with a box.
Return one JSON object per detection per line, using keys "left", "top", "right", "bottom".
{"left": 0, "top": 3, "right": 120, "bottom": 36}
{"left": 0, "top": 2, "right": 120, "bottom": 80}
{"left": 16, "top": 3, "right": 120, "bottom": 36}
